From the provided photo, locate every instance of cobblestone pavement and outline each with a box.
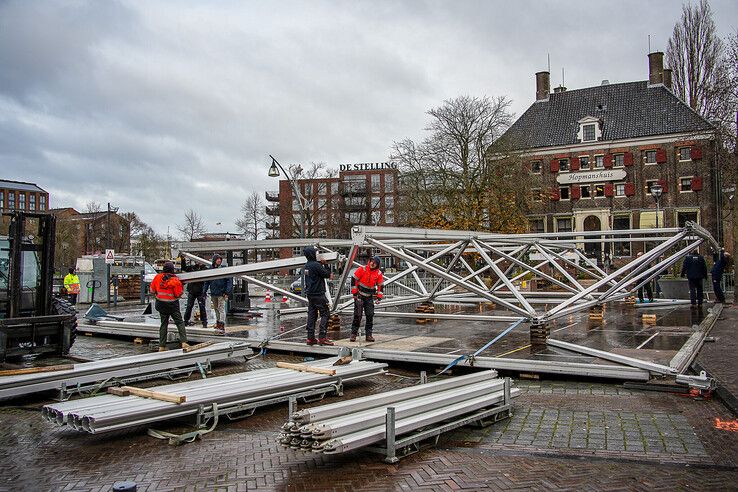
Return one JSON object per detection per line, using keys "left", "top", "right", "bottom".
{"left": 2, "top": 350, "right": 738, "bottom": 492}
{"left": 697, "top": 304, "right": 738, "bottom": 416}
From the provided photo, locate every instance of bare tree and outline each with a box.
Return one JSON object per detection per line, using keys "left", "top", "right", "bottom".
{"left": 666, "top": 0, "right": 731, "bottom": 123}
{"left": 392, "top": 95, "right": 530, "bottom": 232}
{"left": 236, "top": 192, "right": 267, "bottom": 240}
{"left": 288, "top": 161, "right": 337, "bottom": 237}
{"left": 176, "top": 209, "right": 206, "bottom": 241}
{"left": 85, "top": 201, "right": 102, "bottom": 214}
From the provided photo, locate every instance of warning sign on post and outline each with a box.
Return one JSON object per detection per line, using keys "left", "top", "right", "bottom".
{"left": 105, "top": 249, "right": 115, "bottom": 264}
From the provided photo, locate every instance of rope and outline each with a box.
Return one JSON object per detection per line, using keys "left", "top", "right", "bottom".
{"left": 147, "top": 402, "right": 220, "bottom": 445}
{"left": 435, "top": 319, "right": 525, "bottom": 376}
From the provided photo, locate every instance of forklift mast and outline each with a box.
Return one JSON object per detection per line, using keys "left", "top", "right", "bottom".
{"left": 4, "top": 211, "right": 56, "bottom": 319}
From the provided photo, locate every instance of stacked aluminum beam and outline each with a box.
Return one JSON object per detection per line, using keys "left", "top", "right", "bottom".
{"left": 42, "top": 359, "right": 386, "bottom": 434}
{"left": 278, "top": 370, "right": 519, "bottom": 454}
{"left": 0, "top": 342, "right": 250, "bottom": 400}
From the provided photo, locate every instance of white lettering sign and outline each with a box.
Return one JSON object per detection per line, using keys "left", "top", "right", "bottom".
{"left": 556, "top": 169, "right": 626, "bottom": 185}
{"left": 339, "top": 162, "right": 399, "bottom": 172}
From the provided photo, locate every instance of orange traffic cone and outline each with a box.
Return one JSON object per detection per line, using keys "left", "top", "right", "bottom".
{"left": 265, "top": 290, "right": 272, "bottom": 303}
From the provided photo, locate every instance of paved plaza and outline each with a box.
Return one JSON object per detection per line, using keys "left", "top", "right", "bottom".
{"left": 0, "top": 302, "right": 737, "bottom": 491}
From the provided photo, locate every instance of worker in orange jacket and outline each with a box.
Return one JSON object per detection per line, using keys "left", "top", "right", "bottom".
{"left": 350, "top": 256, "right": 384, "bottom": 342}
{"left": 149, "top": 261, "right": 189, "bottom": 351}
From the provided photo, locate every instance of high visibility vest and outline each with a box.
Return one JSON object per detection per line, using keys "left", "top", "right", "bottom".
{"left": 150, "top": 273, "right": 183, "bottom": 302}
{"left": 64, "top": 274, "right": 80, "bottom": 294}
{"left": 352, "top": 265, "right": 383, "bottom": 297}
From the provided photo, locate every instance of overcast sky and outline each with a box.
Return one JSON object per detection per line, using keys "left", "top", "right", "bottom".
{"left": 1, "top": 0, "right": 736, "bottom": 237}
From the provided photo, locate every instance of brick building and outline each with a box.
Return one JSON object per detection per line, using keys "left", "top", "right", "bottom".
{"left": 0, "top": 179, "right": 49, "bottom": 213}
{"left": 267, "top": 163, "right": 400, "bottom": 242}
{"left": 49, "top": 208, "right": 131, "bottom": 271}
{"left": 500, "top": 52, "right": 721, "bottom": 261}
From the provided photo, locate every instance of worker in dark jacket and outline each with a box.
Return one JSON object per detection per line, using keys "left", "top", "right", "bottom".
{"left": 184, "top": 264, "right": 208, "bottom": 327}
{"left": 350, "top": 256, "right": 384, "bottom": 342}
{"left": 203, "top": 254, "right": 233, "bottom": 333}
{"left": 681, "top": 250, "right": 708, "bottom": 306}
{"left": 149, "top": 261, "right": 189, "bottom": 351}
{"left": 711, "top": 249, "right": 731, "bottom": 304}
{"left": 303, "top": 246, "right": 333, "bottom": 346}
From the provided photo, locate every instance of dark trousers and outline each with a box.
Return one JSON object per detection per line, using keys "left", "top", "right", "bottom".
{"left": 68, "top": 294, "right": 77, "bottom": 306}
{"left": 638, "top": 282, "right": 653, "bottom": 302}
{"left": 351, "top": 296, "right": 375, "bottom": 336}
{"left": 306, "top": 295, "right": 329, "bottom": 340}
{"left": 155, "top": 299, "right": 188, "bottom": 347}
{"left": 687, "top": 278, "right": 704, "bottom": 305}
{"left": 712, "top": 276, "right": 725, "bottom": 303}
{"left": 184, "top": 292, "right": 208, "bottom": 326}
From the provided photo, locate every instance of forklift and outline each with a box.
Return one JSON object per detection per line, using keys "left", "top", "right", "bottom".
{"left": 0, "top": 211, "right": 77, "bottom": 362}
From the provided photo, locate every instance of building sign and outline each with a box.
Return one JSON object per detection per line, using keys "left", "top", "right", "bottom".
{"left": 339, "top": 162, "right": 398, "bottom": 172}
{"left": 556, "top": 169, "right": 626, "bottom": 185}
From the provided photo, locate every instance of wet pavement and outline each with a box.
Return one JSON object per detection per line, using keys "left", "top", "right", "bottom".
{"left": 93, "top": 297, "right": 709, "bottom": 368}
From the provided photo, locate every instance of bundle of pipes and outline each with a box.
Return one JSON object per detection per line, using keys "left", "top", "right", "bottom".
{"left": 42, "top": 359, "right": 386, "bottom": 434}
{"left": 278, "top": 370, "right": 520, "bottom": 454}
{"left": 0, "top": 342, "right": 251, "bottom": 400}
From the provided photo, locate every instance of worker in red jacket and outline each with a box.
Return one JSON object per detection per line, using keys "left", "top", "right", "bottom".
{"left": 149, "top": 261, "right": 190, "bottom": 351}
{"left": 350, "top": 256, "right": 384, "bottom": 342}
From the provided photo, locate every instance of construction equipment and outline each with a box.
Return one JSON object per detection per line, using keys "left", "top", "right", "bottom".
{"left": 0, "top": 212, "right": 76, "bottom": 362}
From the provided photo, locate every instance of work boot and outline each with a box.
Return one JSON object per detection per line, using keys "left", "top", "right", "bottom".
{"left": 158, "top": 346, "right": 168, "bottom": 352}
{"left": 181, "top": 342, "right": 191, "bottom": 350}
{"left": 185, "top": 321, "right": 195, "bottom": 327}
{"left": 350, "top": 334, "right": 357, "bottom": 342}
{"left": 318, "top": 338, "right": 335, "bottom": 346}
{"left": 306, "top": 338, "right": 318, "bottom": 346}
{"left": 202, "top": 322, "right": 208, "bottom": 328}
{"left": 365, "top": 335, "right": 375, "bottom": 342}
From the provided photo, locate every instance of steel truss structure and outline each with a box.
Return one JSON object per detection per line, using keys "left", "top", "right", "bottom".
{"left": 173, "top": 223, "right": 718, "bottom": 380}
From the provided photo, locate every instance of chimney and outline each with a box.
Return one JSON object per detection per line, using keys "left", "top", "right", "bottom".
{"left": 648, "top": 51, "right": 664, "bottom": 85}
{"left": 663, "top": 68, "right": 673, "bottom": 90}
{"left": 553, "top": 85, "right": 567, "bottom": 93}
{"left": 536, "top": 71, "right": 550, "bottom": 101}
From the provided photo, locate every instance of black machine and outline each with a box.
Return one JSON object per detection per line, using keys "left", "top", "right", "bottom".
{"left": 0, "top": 212, "right": 76, "bottom": 362}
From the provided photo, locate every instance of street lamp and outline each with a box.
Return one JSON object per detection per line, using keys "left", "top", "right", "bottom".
{"left": 650, "top": 183, "right": 663, "bottom": 228}
{"left": 268, "top": 155, "right": 307, "bottom": 239}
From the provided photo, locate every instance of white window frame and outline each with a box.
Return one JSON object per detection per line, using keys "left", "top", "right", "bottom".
{"left": 559, "top": 185, "right": 570, "bottom": 201}
{"left": 578, "top": 155, "right": 590, "bottom": 170}
{"left": 644, "top": 150, "right": 657, "bottom": 165}
{"left": 558, "top": 159, "right": 570, "bottom": 173}
{"left": 554, "top": 215, "right": 574, "bottom": 233}
{"left": 679, "top": 176, "right": 693, "bottom": 193}
{"left": 531, "top": 160, "right": 542, "bottom": 174}
{"left": 577, "top": 116, "right": 602, "bottom": 143}
{"left": 678, "top": 147, "right": 692, "bottom": 162}
{"left": 645, "top": 180, "right": 658, "bottom": 194}
{"left": 613, "top": 153, "right": 625, "bottom": 168}
{"left": 594, "top": 154, "right": 604, "bottom": 169}
{"left": 614, "top": 182, "right": 626, "bottom": 198}
{"left": 593, "top": 183, "right": 606, "bottom": 198}
{"left": 580, "top": 184, "right": 591, "bottom": 199}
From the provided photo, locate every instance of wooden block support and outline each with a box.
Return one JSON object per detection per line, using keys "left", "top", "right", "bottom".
{"left": 133, "top": 338, "right": 144, "bottom": 345}
{"left": 276, "top": 362, "right": 336, "bottom": 376}
{"left": 182, "top": 341, "right": 217, "bottom": 353}
{"left": 332, "top": 356, "right": 352, "bottom": 366}
{"left": 0, "top": 364, "right": 75, "bottom": 377}
{"left": 328, "top": 314, "right": 341, "bottom": 332}
{"left": 107, "top": 386, "right": 186, "bottom": 404}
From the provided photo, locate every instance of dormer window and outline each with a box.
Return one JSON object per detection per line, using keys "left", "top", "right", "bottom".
{"left": 577, "top": 116, "right": 602, "bottom": 143}
{"left": 583, "top": 124, "right": 596, "bottom": 142}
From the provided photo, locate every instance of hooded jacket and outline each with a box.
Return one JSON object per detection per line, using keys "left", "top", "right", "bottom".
{"left": 150, "top": 272, "right": 184, "bottom": 302}
{"left": 203, "top": 254, "right": 233, "bottom": 297}
{"left": 352, "top": 257, "right": 384, "bottom": 298}
{"left": 303, "top": 246, "right": 331, "bottom": 297}
{"left": 681, "top": 253, "right": 708, "bottom": 281}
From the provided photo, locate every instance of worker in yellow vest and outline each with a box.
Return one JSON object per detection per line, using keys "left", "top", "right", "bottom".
{"left": 64, "top": 267, "right": 81, "bottom": 305}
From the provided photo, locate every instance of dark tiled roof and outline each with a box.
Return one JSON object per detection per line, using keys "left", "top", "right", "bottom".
{"left": 500, "top": 81, "right": 713, "bottom": 150}
{"left": 0, "top": 179, "right": 46, "bottom": 193}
